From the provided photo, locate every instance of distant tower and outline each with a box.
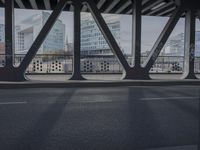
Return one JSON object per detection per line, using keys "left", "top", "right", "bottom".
{"left": 65, "top": 35, "right": 69, "bottom": 52}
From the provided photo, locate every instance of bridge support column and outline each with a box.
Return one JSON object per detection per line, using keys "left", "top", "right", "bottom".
{"left": 122, "top": 68, "right": 150, "bottom": 80}
{"left": 0, "top": 0, "right": 26, "bottom": 81}
{"left": 182, "top": 10, "right": 197, "bottom": 79}
{"left": 122, "top": 0, "right": 150, "bottom": 80}
{"left": 70, "top": 0, "right": 85, "bottom": 80}
{"left": 86, "top": 0, "right": 150, "bottom": 80}
{"left": 0, "top": 0, "right": 68, "bottom": 81}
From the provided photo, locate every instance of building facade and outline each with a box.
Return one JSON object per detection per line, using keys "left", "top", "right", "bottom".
{"left": 164, "top": 31, "right": 200, "bottom": 56}
{"left": 0, "top": 24, "right": 4, "bottom": 43}
{"left": 16, "top": 12, "right": 65, "bottom": 54}
{"left": 81, "top": 13, "right": 120, "bottom": 55}
{"left": 0, "top": 24, "right": 21, "bottom": 54}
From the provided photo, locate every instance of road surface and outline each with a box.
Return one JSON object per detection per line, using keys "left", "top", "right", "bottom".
{"left": 0, "top": 86, "right": 199, "bottom": 150}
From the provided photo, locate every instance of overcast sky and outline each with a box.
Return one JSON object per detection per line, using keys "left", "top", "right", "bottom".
{"left": 0, "top": 8, "right": 200, "bottom": 54}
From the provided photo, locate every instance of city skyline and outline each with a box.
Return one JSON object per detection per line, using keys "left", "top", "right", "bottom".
{"left": 16, "top": 12, "right": 65, "bottom": 54}
{"left": 0, "top": 8, "right": 200, "bottom": 54}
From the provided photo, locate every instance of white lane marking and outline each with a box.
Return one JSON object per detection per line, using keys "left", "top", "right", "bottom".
{"left": 78, "top": 100, "right": 113, "bottom": 103}
{"left": 47, "top": 99, "right": 113, "bottom": 104}
{"left": 141, "top": 97, "right": 199, "bottom": 101}
{"left": 0, "top": 101, "right": 28, "bottom": 105}
{"left": 0, "top": 100, "right": 113, "bottom": 105}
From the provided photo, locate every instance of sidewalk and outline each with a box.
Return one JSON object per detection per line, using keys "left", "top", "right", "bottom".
{"left": 1, "top": 74, "right": 200, "bottom": 88}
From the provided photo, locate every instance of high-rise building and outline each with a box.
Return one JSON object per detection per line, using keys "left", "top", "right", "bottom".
{"left": 0, "top": 24, "right": 4, "bottom": 43}
{"left": 0, "top": 24, "right": 21, "bottom": 54}
{"left": 81, "top": 13, "right": 120, "bottom": 55}
{"left": 16, "top": 11, "right": 65, "bottom": 54}
{"left": 64, "top": 36, "right": 73, "bottom": 54}
{"left": 164, "top": 31, "right": 200, "bottom": 56}
{"left": 0, "top": 24, "right": 5, "bottom": 55}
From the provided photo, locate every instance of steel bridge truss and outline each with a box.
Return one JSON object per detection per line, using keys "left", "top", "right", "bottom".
{"left": 0, "top": 0, "right": 200, "bottom": 81}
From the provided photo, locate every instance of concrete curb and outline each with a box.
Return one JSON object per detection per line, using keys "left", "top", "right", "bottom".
{"left": 1, "top": 80, "right": 200, "bottom": 88}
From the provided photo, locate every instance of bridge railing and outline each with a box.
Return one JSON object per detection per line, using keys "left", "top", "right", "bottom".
{"left": 1, "top": 54, "right": 200, "bottom": 74}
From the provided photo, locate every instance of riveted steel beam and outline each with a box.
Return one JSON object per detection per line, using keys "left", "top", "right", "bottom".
{"left": 19, "top": 0, "right": 68, "bottom": 73}
{"left": 181, "top": 10, "right": 197, "bottom": 79}
{"left": 5, "top": 0, "right": 14, "bottom": 68}
{"left": 84, "top": 0, "right": 150, "bottom": 79}
{"left": 115, "top": 0, "right": 132, "bottom": 14}
{"left": 104, "top": 0, "right": 120, "bottom": 13}
{"left": 147, "top": 1, "right": 174, "bottom": 16}
{"left": 132, "top": 0, "right": 142, "bottom": 68}
{"left": 142, "top": 0, "right": 164, "bottom": 14}
{"left": 29, "top": 0, "right": 38, "bottom": 9}
{"left": 44, "top": 0, "right": 51, "bottom": 10}
{"left": 15, "top": 0, "right": 25, "bottom": 9}
{"left": 0, "top": 0, "right": 25, "bottom": 81}
{"left": 144, "top": 8, "right": 183, "bottom": 71}
{"left": 97, "top": 0, "right": 106, "bottom": 9}
{"left": 84, "top": 0, "right": 131, "bottom": 71}
{"left": 69, "top": 0, "right": 85, "bottom": 80}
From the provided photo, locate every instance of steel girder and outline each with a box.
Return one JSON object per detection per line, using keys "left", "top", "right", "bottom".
{"left": 0, "top": 0, "right": 200, "bottom": 81}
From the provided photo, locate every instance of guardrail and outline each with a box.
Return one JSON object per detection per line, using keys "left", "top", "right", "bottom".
{"left": 1, "top": 54, "right": 200, "bottom": 74}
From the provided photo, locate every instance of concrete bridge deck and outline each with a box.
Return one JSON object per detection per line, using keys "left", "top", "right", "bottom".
{"left": 1, "top": 74, "right": 200, "bottom": 88}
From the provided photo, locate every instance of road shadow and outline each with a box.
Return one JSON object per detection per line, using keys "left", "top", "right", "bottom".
{"left": 126, "top": 87, "right": 167, "bottom": 150}
{"left": 146, "top": 88, "right": 198, "bottom": 147}
{"left": 6, "top": 88, "right": 76, "bottom": 150}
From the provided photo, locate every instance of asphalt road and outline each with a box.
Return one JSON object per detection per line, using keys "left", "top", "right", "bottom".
{"left": 0, "top": 86, "right": 199, "bottom": 150}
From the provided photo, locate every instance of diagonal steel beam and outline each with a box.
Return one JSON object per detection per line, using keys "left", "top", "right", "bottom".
{"left": 15, "top": 0, "right": 25, "bottom": 9}
{"left": 44, "top": 0, "right": 51, "bottom": 10}
{"left": 125, "top": 0, "right": 165, "bottom": 15}
{"left": 142, "top": 0, "right": 151, "bottom": 5}
{"left": 29, "top": 0, "right": 38, "bottom": 9}
{"left": 147, "top": 1, "right": 174, "bottom": 16}
{"left": 125, "top": 0, "right": 152, "bottom": 13}
{"left": 104, "top": 0, "right": 120, "bottom": 13}
{"left": 156, "top": 6, "right": 176, "bottom": 16}
{"left": 115, "top": 0, "right": 132, "bottom": 14}
{"left": 19, "top": 0, "right": 68, "bottom": 73}
{"left": 144, "top": 8, "right": 183, "bottom": 71}
{"left": 142, "top": 0, "right": 164, "bottom": 14}
{"left": 84, "top": 0, "right": 131, "bottom": 71}
{"left": 97, "top": 0, "right": 106, "bottom": 9}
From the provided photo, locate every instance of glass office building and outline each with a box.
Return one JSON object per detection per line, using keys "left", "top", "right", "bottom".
{"left": 164, "top": 31, "right": 200, "bottom": 56}
{"left": 81, "top": 13, "right": 120, "bottom": 55}
{"left": 16, "top": 12, "right": 65, "bottom": 54}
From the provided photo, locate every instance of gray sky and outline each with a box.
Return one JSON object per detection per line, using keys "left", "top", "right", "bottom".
{"left": 1, "top": 8, "right": 200, "bottom": 54}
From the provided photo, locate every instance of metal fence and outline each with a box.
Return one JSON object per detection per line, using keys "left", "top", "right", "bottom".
{"left": 1, "top": 54, "right": 200, "bottom": 74}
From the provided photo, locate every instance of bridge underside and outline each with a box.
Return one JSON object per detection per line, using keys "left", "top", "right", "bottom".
{"left": 0, "top": 0, "right": 179, "bottom": 16}
{"left": 0, "top": 0, "right": 200, "bottom": 81}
